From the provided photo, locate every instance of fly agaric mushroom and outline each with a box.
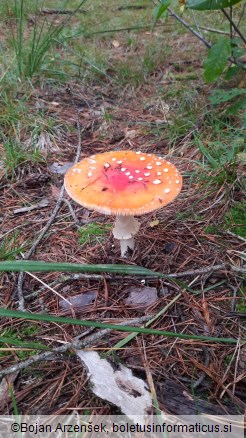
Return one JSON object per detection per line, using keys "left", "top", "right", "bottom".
{"left": 64, "top": 150, "right": 182, "bottom": 257}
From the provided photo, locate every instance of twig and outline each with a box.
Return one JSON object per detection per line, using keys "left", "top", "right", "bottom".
{"left": 17, "top": 185, "right": 65, "bottom": 311}
{"left": 217, "top": 337, "right": 241, "bottom": 397}
{"left": 229, "top": 284, "right": 241, "bottom": 312}
{"left": 118, "top": 5, "right": 148, "bottom": 10}
{"left": 16, "top": 117, "right": 83, "bottom": 311}
{"left": 224, "top": 230, "right": 246, "bottom": 243}
{"left": 229, "top": 7, "right": 233, "bottom": 44}
{"left": 221, "top": 8, "right": 246, "bottom": 45}
{"left": 195, "top": 26, "right": 230, "bottom": 36}
{"left": 192, "top": 346, "right": 210, "bottom": 389}
{"left": 163, "top": 3, "right": 246, "bottom": 71}
{"left": 191, "top": 10, "right": 202, "bottom": 38}
{"left": 23, "top": 262, "right": 246, "bottom": 302}
{"left": 40, "top": 8, "right": 87, "bottom": 14}
{"left": 210, "top": 222, "right": 246, "bottom": 243}
{"left": 169, "top": 263, "right": 246, "bottom": 278}
{"left": 25, "top": 273, "right": 112, "bottom": 301}
{"left": 25, "top": 271, "right": 72, "bottom": 306}
{"left": 236, "top": 2, "right": 246, "bottom": 30}
{"left": 168, "top": 7, "right": 212, "bottom": 49}
{"left": 63, "top": 198, "right": 81, "bottom": 226}
{"left": 226, "top": 312, "right": 246, "bottom": 319}
{"left": 0, "top": 315, "right": 154, "bottom": 378}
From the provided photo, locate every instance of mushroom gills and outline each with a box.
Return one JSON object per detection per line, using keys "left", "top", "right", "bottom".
{"left": 112, "top": 215, "right": 140, "bottom": 257}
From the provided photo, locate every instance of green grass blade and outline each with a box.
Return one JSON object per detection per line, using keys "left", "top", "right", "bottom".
{"left": 0, "top": 260, "right": 161, "bottom": 276}
{"left": 9, "top": 385, "right": 22, "bottom": 438}
{"left": 0, "top": 337, "right": 49, "bottom": 351}
{"left": 0, "top": 308, "right": 241, "bottom": 344}
{"left": 0, "top": 260, "right": 220, "bottom": 295}
{"left": 17, "top": 0, "right": 24, "bottom": 76}
{"left": 9, "top": 385, "right": 19, "bottom": 416}
{"left": 0, "top": 260, "right": 198, "bottom": 294}
{"left": 195, "top": 135, "right": 219, "bottom": 168}
{"left": 106, "top": 293, "right": 182, "bottom": 354}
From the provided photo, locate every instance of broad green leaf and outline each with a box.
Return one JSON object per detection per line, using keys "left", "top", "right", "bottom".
{"left": 0, "top": 308, "right": 241, "bottom": 344}
{"left": 204, "top": 37, "right": 231, "bottom": 83}
{"left": 224, "top": 65, "right": 241, "bottom": 80}
{"left": 186, "top": 0, "right": 242, "bottom": 10}
{"left": 209, "top": 88, "right": 246, "bottom": 104}
{"left": 153, "top": 0, "right": 171, "bottom": 28}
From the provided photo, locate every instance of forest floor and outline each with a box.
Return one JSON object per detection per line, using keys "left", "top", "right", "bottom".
{"left": 0, "top": 0, "right": 245, "bottom": 418}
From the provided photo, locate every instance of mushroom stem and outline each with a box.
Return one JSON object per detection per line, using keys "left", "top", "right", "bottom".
{"left": 113, "top": 215, "right": 140, "bottom": 257}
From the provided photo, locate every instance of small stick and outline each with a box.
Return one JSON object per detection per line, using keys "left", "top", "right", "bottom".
{"left": 23, "top": 261, "right": 245, "bottom": 302}
{"left": 224, "top": 230, "right": 246, "bottom": 243}
{"left": 221, "top": 8, "right": 246, "bottom": 45}
{"left": 168, "top": 7, "right": 212, "bottom": 49}
{"left": 169, "top": 264, "right": 246, "bottom": 278}
{"left": 0, "top": 315, "right": 154, "bottom": 378}
{"left": 25, "top": 273, "right": 112, "bottom": 301}
{"left": 16, "top": 117, "right": 84, "bottom": 311}
{"left": 197, "top": 26, "right": 230, "bottom": 36}
{"left": 62, "top": 198, "right": 81, "bottom": 226}
{"left": 166, "top": 4, "right": 246, "bottom": 70}
{"left": 17, "top": 185, "right": 65, "bottom": 311}
{"left": 40, "top": 8, "right": 87, "bottom": 14}
{"left": 25, "top": 271, "right": 72, "bottom": 306}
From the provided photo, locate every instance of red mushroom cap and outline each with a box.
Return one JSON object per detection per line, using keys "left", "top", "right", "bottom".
{"left": 64, "top": 150, "right": 182, "bottom": 216}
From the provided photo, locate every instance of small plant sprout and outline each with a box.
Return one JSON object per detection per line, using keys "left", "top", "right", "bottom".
{"left": 64, "top": 150, "right": 182, "bottom": 257}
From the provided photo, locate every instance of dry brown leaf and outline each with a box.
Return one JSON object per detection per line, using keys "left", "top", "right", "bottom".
{"left": 202, "top": 296, "right": 212, "bottom": 331}
{"left": 112, "top": 39, "right": 120, "bottom": 48}
{"left": 125, "top": 129, "right": 137, "bottom": 139}
{"left": 0, "top": 373, "right": 19, "bottom": 411}
{"left": 124, "top": 286, "right": 158, "bottom": 309}
{"left": 59, "top": 291, "right": 96, "bottom": 313}
{"left": 149, "top": 219, "right": 160, "bottom": 228}
{"left": 48, "top": 162, "right": 73, "bottom": 174}
{"left": 50, "top": 184, "right": 62, "bottom": 200}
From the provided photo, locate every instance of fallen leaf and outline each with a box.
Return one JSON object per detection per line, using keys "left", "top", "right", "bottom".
{"left": 125, "top": 130, "right": 137, "bottom": 139}
{"left": 237, "top": 54, "right": 246, "bottom": 64}
{"left": 124, "top": 286, "right": 158, "bottom": 309}
{"left": 112, "top": 39, "right": 120, "bottom": 48}
{"left": 51, "top": 184, "right": 62, "bottom": 200}
{"left": 51, "top": 184, "right": 70, "bottom": 200}
{"left": 76, "top": 351, "right": 152, "bottom": 421}
{"left": 163, "top": 242, "right": 176, "bottom": 253}
{"left": 59, "top": 291, "right": 96, "bottom": 313}
{"left": 236, "top": 152, "right": 246, "bottom": 163}
{"left": 149, "top": 219, "right": 159, "bottom": 228}
{"left": 0, "top": 373, "right": 19, "bottom": 411}
{"left": 48, "top": 162, "right": 73, "bottom": 174}
{"left": 145, "top": 31, "right": 159, "bottom": 36}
